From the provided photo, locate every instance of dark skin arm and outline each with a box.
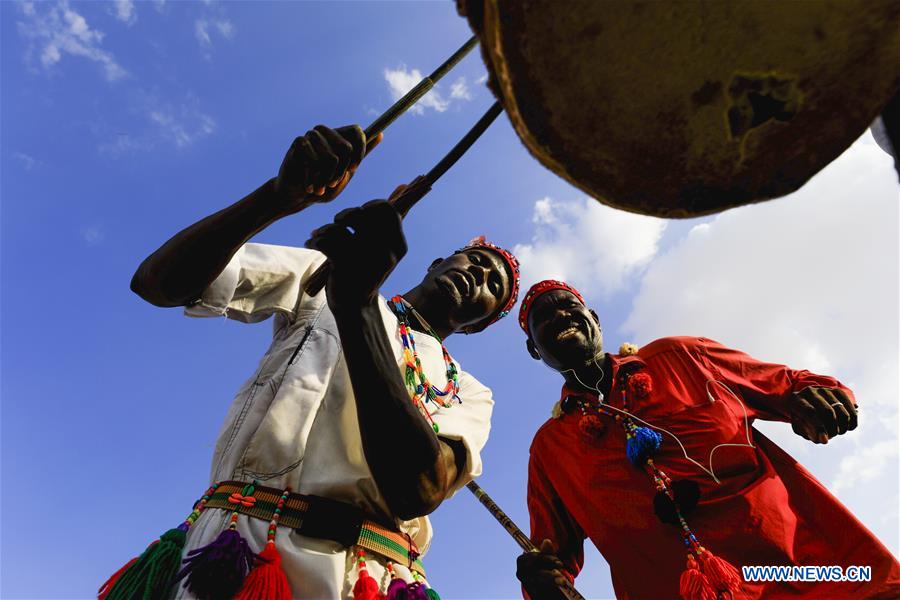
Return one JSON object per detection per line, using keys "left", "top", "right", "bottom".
{"left": 305, "top": 199, "right": 466, "bottom": 521}
{"left": 130, "top": 125, "right": 380, "bottom": 307}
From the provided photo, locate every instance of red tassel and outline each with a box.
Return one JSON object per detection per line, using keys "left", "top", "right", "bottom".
{"left": 97, "top": 555, "right": 140, "bottom": 600}
{"left": 578, "top": 414, "right": 606, "bottom": 438}
{"left": 679, "top": 555, "right": 718, "bottom": 600}
{"left": 353, "top": 567, "right": 381, "bottom": 600}
{"left": 234, "top": 542, "right": 291, "bottom": 600}
{"left": 700, "top": 550, "right": 741, "bottom": 594}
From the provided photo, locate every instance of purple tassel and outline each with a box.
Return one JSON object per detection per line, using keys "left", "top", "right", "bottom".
{"left": 386, "top": 578, "right": 409, "bottom": 600}
{"left": 176, "top": 528, "right": 257, "bottom": 599}
{"left": 407, "top": 582, "right": 430, "bottom": 600}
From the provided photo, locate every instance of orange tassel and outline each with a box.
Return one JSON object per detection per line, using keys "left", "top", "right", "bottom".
{"left": 700, "top": 550, "right": 741, "bottom": 594}
{"left": 234, "top": 542, "right": 291, "bottom": 600}
{"left": 353, "top": 567, "right": 381, "bottom": 600}
{"left": 97, "top": 555, "right": 139, "bottom": 600}
{"left": 679, "top": 555, "right": 718, "bottom": 600}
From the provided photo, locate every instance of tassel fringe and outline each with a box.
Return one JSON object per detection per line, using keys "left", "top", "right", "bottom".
{"left": 98, "top": 555, "right": 139, "bottom": 600}
{"left": 234, "top": 541, "right": 290, "bottom": 599}
{"left": 700, "top": 550, "right": 741, "bottom": 593}
{"left": 103, "top": 527, "right": 186, "bottom": 600}
{"left": 177, "top": 528, "right": 256, "bottom": 599}
{"left": 352, "top": 567, "right": 380, "bottom": 600}
{"left": 626, "top": 426, "right": 662, "bottom": 465}
{"left": 386, "top": 577, "right": 409, "bottom": 600}
{"left": 679, "top": 555, "right": 717, "bottom": 600}
{"left": 406, "top": 582, "right": 430, "bottom": 600}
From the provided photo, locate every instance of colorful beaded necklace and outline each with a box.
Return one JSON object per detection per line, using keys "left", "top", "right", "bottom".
{"left": 574, "top": 367, "right": 741, "bottom": 600}
{"left": 390, "top": 295, "right": 460, "bottom": 433}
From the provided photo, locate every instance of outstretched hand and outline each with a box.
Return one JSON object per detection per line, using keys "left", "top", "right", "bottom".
{"left": 516, "top": 539, "right": 569, "bottom": 600}
{"left": 305, "top": 200, "right": 406, "bottom": 311}
{"left": 274, "top": 125, "right": 383, "bottom": 214}
{"left": 789, "top": 386, "right": 858, "bottom": 444}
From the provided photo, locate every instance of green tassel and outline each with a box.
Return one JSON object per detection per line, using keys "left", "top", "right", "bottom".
{"left": 405, "top": 366, "right": 417, "bottom": 390}
{"left": 106, "top": 527, "right": 186, "bottom": 600}
{"left": 426, "top": 588, "right": 441, "bottom": 600}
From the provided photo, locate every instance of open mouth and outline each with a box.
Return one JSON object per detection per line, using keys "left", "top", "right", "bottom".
{"left": 556, "top": 325, "right": 582, "bottom": 341}
{"left": 553, "top": 318, "right": 586, "bottom": 342}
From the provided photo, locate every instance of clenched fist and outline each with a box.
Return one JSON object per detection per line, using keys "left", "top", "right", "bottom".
{"left": 273, "top": 125, "right": 382, "bottom": 214}
{"left": 305, "top": 200, "right": 406, "bottom": 311}
{"left": 516, "top": 539, "right": 569, "bottom": 600}
{"left": 789, "top": 386, "right": 858, "bottom": 444}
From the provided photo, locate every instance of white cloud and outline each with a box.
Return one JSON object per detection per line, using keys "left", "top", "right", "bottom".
{"left": 12, "top": 151, "right": 40, "bottom": 170}
{"left": 450, "top": 76, "right": 471, "bottom": 100}
{"left": 97, "top": 93, "right": 217, "bottom": 155}
{"left": 113, "top": 0, "right": 136, "bottom": 26}
{"left": 17, "top": 0, "right": 126, "bottom": 81}
{"left": 148, "top": 101, "right": 216, "bottom": 148}
{"left": 150, "top": 111, "right": 216, "bottom": 148}
{"left": 215, "top": 19, "right": 234, "bottom": 39}
{"left": 98, "top": 133, "right": 150, "bottom": 156}
{"left": 195, "top": 17, "right": 235, "bottom": 54}
{"left": 513, "top": 196, "right": 667, "bottom": 298}
{"left": 383, "top": 66, "right": 473, "bottom": 115}
{"left": 195, "top": 19, "right": 211, "bottom": 46}
{"left": 80, "top": 225, "right": 104, "bottom": 246}
{"left": 832, "top": 440, "right": 898, "bottom": 494}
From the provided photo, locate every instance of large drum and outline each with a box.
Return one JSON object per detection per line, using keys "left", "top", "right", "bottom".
{"left": 460, "top": 1, "right": 900, "bottom": 217}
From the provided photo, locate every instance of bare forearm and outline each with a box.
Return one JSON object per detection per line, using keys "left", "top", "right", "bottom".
{"left": 334, "top": 301, "right": 449, "bottom": 519}
{"left": 131, "top": 178, "right": 309, "bottom": 306}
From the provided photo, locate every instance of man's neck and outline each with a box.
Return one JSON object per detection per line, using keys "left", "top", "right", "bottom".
{"left": 563, "top": 353, "right": 612, "bottom": 399}
{"left": 397, "top": 287, "right": 454, "bottom": 340}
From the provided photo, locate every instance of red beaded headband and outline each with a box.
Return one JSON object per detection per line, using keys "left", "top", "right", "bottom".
{"left": 454, "top": 236, "right": 521, "bottom": 332}
{"left": 518, "top": 279, "right": 585, "bottom": 333}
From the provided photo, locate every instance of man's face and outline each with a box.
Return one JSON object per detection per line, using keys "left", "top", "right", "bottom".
{"left": 422, "top": 247, "right": 512, "bottom": 332}
{"left": 527, "top": 290, "right": 603, "bottom": 371}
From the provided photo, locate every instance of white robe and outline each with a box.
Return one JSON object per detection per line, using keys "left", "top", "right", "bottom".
{"left": 173, "top": 243, "right": 494, "bottom": 599}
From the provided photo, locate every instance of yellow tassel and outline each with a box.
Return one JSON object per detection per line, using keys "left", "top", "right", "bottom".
{"left": 619, "top": 342, "right": 639, "bottom": 356}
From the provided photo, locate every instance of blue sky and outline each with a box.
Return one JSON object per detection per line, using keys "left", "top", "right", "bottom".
{"left": 2, "top": 2, "right": 897, "bottom": 599}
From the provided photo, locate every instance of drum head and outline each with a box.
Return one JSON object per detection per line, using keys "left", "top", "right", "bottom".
{"left": 462, "top": 0, "right": 900, "bottom": 217}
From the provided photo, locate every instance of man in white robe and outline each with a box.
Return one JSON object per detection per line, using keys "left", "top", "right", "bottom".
{"left": 126, "top": 125, "right": 520, "bottom": 598}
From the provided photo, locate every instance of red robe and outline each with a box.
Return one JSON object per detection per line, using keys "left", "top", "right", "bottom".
{"left": 527, "top": 337, "right": 899, "bottom": 599}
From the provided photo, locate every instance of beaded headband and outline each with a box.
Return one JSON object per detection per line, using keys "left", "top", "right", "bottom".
{"left": 453, "top": 236, "right": 521, "bottom": 332}
{"left": 518, "top": 279, "right": 585, "bottom": 333}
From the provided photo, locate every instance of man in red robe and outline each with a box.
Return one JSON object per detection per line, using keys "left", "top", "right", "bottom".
{"left": 514, "top": 279, "right": 900, "bottom": 599}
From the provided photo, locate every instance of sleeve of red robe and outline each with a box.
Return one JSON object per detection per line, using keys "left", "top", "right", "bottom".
{"left": 525, "top": 446, "right": 586, "bottom": 597}
{"left": 696, "top": 337, "right": 856, "bottom": 422}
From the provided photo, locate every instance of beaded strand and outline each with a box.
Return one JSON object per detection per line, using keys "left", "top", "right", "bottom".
{"left": 391, "top": 296, "right": 461, "bottom": 433}
{"left": 183, "top": 482, "right": 220, "bottom": 530}
{"left": 266, "top": 488, "right": 290, "bottom": 543}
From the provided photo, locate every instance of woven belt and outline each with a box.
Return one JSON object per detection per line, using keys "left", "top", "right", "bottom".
{"left": 203, "top": 481, "right": 426, "bottom": 577}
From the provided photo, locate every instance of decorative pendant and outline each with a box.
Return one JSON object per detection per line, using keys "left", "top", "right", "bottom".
{"left": 578, "top": 413, "right": 606, "bottom": 438}
{"left": 627, "top": 371, "right": 653, "bottom": 399}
